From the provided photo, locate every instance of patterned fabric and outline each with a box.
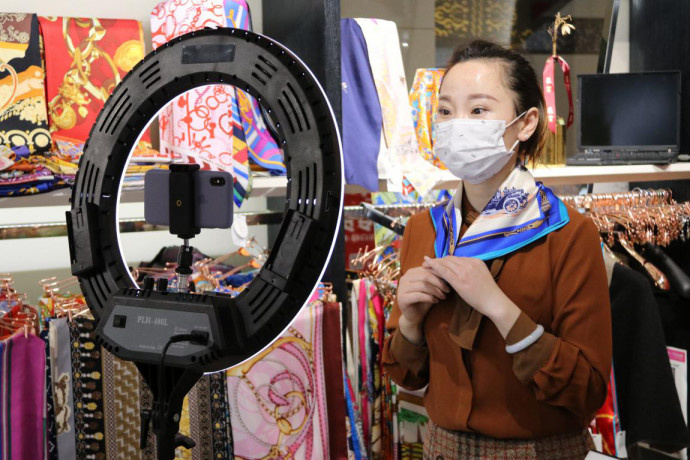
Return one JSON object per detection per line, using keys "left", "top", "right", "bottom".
{"left": 341, "top": 18, "right": 382, "bottom": 191}
{"left": 49, "top": 317, "right": 77, "bottom": 460}
{"left": 151, "top": 0, "right": 285, "bottom": 206}
{"left": 430, "top": 165, "right": 569, "bottom": 261}
{"left": 409, "top": 68, "right": 445, "bottom": 169}
{"left": 177, "top": 393, "right": 192, "bottom": 460}
{"left": 227, "top": 301, "right": 331, "bottom": 459}
{"left": 42, "top": 330, "right": 59, "bottom": 460}
{"left": 591, "top": 369, "right": 620, "bottom": 456}
{"left": 1, "top": 334, "right": 47, "bottom": 460}
{"left": 103, "top": 348, "right": 145, "bottom": 459}
{"left": 354, "top": 19, "right": 438, "bottom": 197}
{"left": 0, "top": 179, "right": 62, "bottom": 196}
{"left": 68, "top": 317, "right": 106, "bottom": 458}
{"left": 344, "top": 373, "right": 366, "bottom": 460}
{"left": 0, "top": 13, "right": 51, "bottom": 154}
{"left": 423, "top": 422, "right": 595, "bottom": 459}
{"left": 139, "top": 377, "right": 157, "bottom": 460}
{"left": 434, "top": 0, "right": 515, "bottom": 45}
{"left": 39, "top": 17, "right": 149, "bottom": 150}
{"left": 321, "top": 302, "right": 348, "bottom": 460}
{"left": 0, "top": 163, "right": 53, "bottom": 185}
{"left": 189, "top": 375, "right": 213, "bottom": 460}
{"left": 210, "top": 372, "right": 234, "bottom": 459}
{"left": 236, "top": 90, "right": 286, "bottom": 175}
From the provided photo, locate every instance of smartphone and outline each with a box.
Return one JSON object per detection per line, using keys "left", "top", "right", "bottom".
{"left": 144, "top": 169, "right": 234, "bottom": 229}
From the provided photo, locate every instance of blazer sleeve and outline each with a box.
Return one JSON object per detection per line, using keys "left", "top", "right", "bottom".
{"left": 505, "top": 215, "right": 612, "bottom": 422}
{"left": 381, "top": 216, "right": 430, "bottom": 391}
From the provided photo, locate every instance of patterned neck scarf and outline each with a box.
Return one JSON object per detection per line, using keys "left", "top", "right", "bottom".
{"left": 430, "top": 165, "right": 569, "bottom": 261}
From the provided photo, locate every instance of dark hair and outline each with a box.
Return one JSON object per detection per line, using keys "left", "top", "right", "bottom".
{"left": 445, "top": 39, "right": 547, "bottom": 163}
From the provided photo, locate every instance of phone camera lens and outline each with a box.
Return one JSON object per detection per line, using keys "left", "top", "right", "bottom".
{"left": 211, "top": 177, "right": 225, "bottom": 186}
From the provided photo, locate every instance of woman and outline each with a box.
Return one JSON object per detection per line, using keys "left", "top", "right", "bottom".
{"left": 382, "top": 40, "right": 612, "bottom": 459}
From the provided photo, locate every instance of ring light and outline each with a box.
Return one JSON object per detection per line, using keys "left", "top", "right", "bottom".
{"left": 67, "top": 23, "right": 342, "bottom": 412}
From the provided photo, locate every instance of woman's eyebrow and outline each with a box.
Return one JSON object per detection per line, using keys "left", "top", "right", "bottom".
{"left": 467, "top": 93, "right": 499, "bottom": 101}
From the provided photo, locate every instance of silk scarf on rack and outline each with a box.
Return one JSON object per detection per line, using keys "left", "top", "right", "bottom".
{"left": 39, "top": 17, "right": 149, "bottom": 151}
{"left": 409, "top": 68, "right": 445, "bottom": 170}
{"left": 176, "top": 373, "right": 234, "bottom": 460}
{"left": 151, "top": 0, "right": 285, "bottom": 207}
{"left": 221, "top": 0, "right": 285, "bottom": 178}
{"left": 101, "top": 349, "right": 147, "bottom": 459}
{"left": 430, "top": 165, "right": 569, "bottom": 261}
{"left": 340, "top": 18, "right": 382, "bottom": 192}
{"left": 49, "top": 317, "right": 78, "bottom": 460}
{"left": 226, "top": 301, "right": 346, "bottom": 459}
{"left": 0, "top": 333, "right": 46, "bottom": 460}
{"left": 68, "top": 317, "right": 106, "bottom": 458}
{"left": 349, "top": 278, "right": 400, "bottom": 459}
{"left": 354, "top": 19, "right": 438, "bottom": 197}
{"left": 41, "top": 329, "right": 59, "bottom": 460}
{"left": 0, "top": 13, "right": 51, "bottom": 154}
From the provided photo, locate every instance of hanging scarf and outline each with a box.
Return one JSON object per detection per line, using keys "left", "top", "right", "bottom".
{"left": 0, "top": 13, "right": 51, "bottom": 154}
{"left": 341, "top": 18, "right": 383, "bottom": 191}
{"left": 543, "top": 56, "right": 573, "bottom": 134}
{"left": 430, "top": 165, "right": 569, "bottom": 261}
{"left": 151, "top": 0, "right": 251, "bottom": 206}
{"left": 409, "top": 68, "right": 446, "bottom": 169}
{"left": 39, "top": 17, "right": 149, "bottom": 149}
{"left": 1, "top": 334, "right": 46, "bottom": 460}
{"left": 355, "top": 19, "right": 439, "bottom": 197}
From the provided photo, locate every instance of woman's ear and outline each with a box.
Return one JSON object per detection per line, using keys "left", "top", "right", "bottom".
{"left": 517, "top": 107, "right": 540, "bottom": 142}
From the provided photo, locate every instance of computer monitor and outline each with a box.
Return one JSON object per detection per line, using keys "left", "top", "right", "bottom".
{"left": 577, "top": 71, "right": 681, "bottom": 153}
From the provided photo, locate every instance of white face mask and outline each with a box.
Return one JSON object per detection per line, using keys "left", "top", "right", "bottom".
{"left": 434, "top": 112, "right": 526, "bottom": 184}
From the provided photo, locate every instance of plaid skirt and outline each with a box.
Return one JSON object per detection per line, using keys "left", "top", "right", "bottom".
{"left": 423, "top": 422, "right": 595, "bottom": 460}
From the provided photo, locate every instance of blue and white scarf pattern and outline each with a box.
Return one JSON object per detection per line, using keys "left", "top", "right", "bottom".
{"left": 430, "top": 165, "right": 569, "bottom": 261}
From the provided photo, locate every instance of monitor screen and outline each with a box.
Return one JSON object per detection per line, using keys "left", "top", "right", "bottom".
{"left": 578, "top": 71, "right": 681, "bottom": 151}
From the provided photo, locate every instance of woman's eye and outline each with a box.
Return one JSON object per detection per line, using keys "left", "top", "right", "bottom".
{"left": 471, "top": 107, "right": 486, "bottom": 115}
{"left": 437, "top": 108, "right": 451, "bottom": 116}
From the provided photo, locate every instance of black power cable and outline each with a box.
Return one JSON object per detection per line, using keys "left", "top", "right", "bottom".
{"left": 156, "top": 330, "right": 210, "bottom": 445}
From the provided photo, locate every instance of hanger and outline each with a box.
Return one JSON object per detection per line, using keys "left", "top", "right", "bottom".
{"left": 616, "top": 233, "right": 670, "bottom": 290}
{"left": 641, "top": 243, "right": 690, "bottom": 299}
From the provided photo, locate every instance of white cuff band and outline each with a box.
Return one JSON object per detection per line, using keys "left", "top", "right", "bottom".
{"left": 505, "top": 324, "right": 544, "bottom": 354}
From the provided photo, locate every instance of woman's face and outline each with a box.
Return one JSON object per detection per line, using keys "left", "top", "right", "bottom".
{"left": 437, "top": 59, "right": 522, "bottom": 152}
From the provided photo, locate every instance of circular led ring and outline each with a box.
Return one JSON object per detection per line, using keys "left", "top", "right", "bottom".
{"left": 68, "top": 28, "right": 343, "bottom": 373}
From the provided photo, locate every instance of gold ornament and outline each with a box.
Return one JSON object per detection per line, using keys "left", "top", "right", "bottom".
{"left": 114, "top": 39, "right": 144, "bottom": 72}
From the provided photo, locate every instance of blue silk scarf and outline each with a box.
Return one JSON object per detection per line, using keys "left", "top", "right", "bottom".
{"left": 430, "top": 166, "right": 569, "bottom": 261}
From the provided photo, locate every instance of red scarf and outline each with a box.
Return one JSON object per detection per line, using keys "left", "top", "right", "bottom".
{"left": 543, "top": 56, "right": 573, "bottom": 134}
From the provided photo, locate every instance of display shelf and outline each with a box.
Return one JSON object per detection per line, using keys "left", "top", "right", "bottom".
{"left": 0, "top": 175, "right": 289, "bottom": 209}
{"left": 532, "top": 163, "right": 690, "bottom": 185}
{"left": 430, "top": 162, "right": 690, "bottom": 190}
{"left": 2, "top": 164, "right": 690, "bottom": 211}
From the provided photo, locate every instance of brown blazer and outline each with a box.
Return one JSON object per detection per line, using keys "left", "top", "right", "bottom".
{"left": 382, "top": 203, "right": 612, "bottom": 439}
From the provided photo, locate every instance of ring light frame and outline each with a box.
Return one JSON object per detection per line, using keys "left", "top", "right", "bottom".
{"left": 67, "top": 28, "right": 343, "bottom": 374}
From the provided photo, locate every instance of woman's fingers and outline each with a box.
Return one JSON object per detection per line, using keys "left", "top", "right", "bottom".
{"left": 403, "top": 267, "right": 451, "bottom": 294}
{"left": 405, "top": 280, "right": 448, "bottom": 301}
{"left": 404, "top": 292, "right": 440, "bottom": 306}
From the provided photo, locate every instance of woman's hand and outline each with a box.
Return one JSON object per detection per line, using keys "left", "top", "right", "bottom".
{"left": 396, "top": 266, "right": 450, "bottom": 344}
{"left": 422, "top": 255, "right": 521, "bottom": 338}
